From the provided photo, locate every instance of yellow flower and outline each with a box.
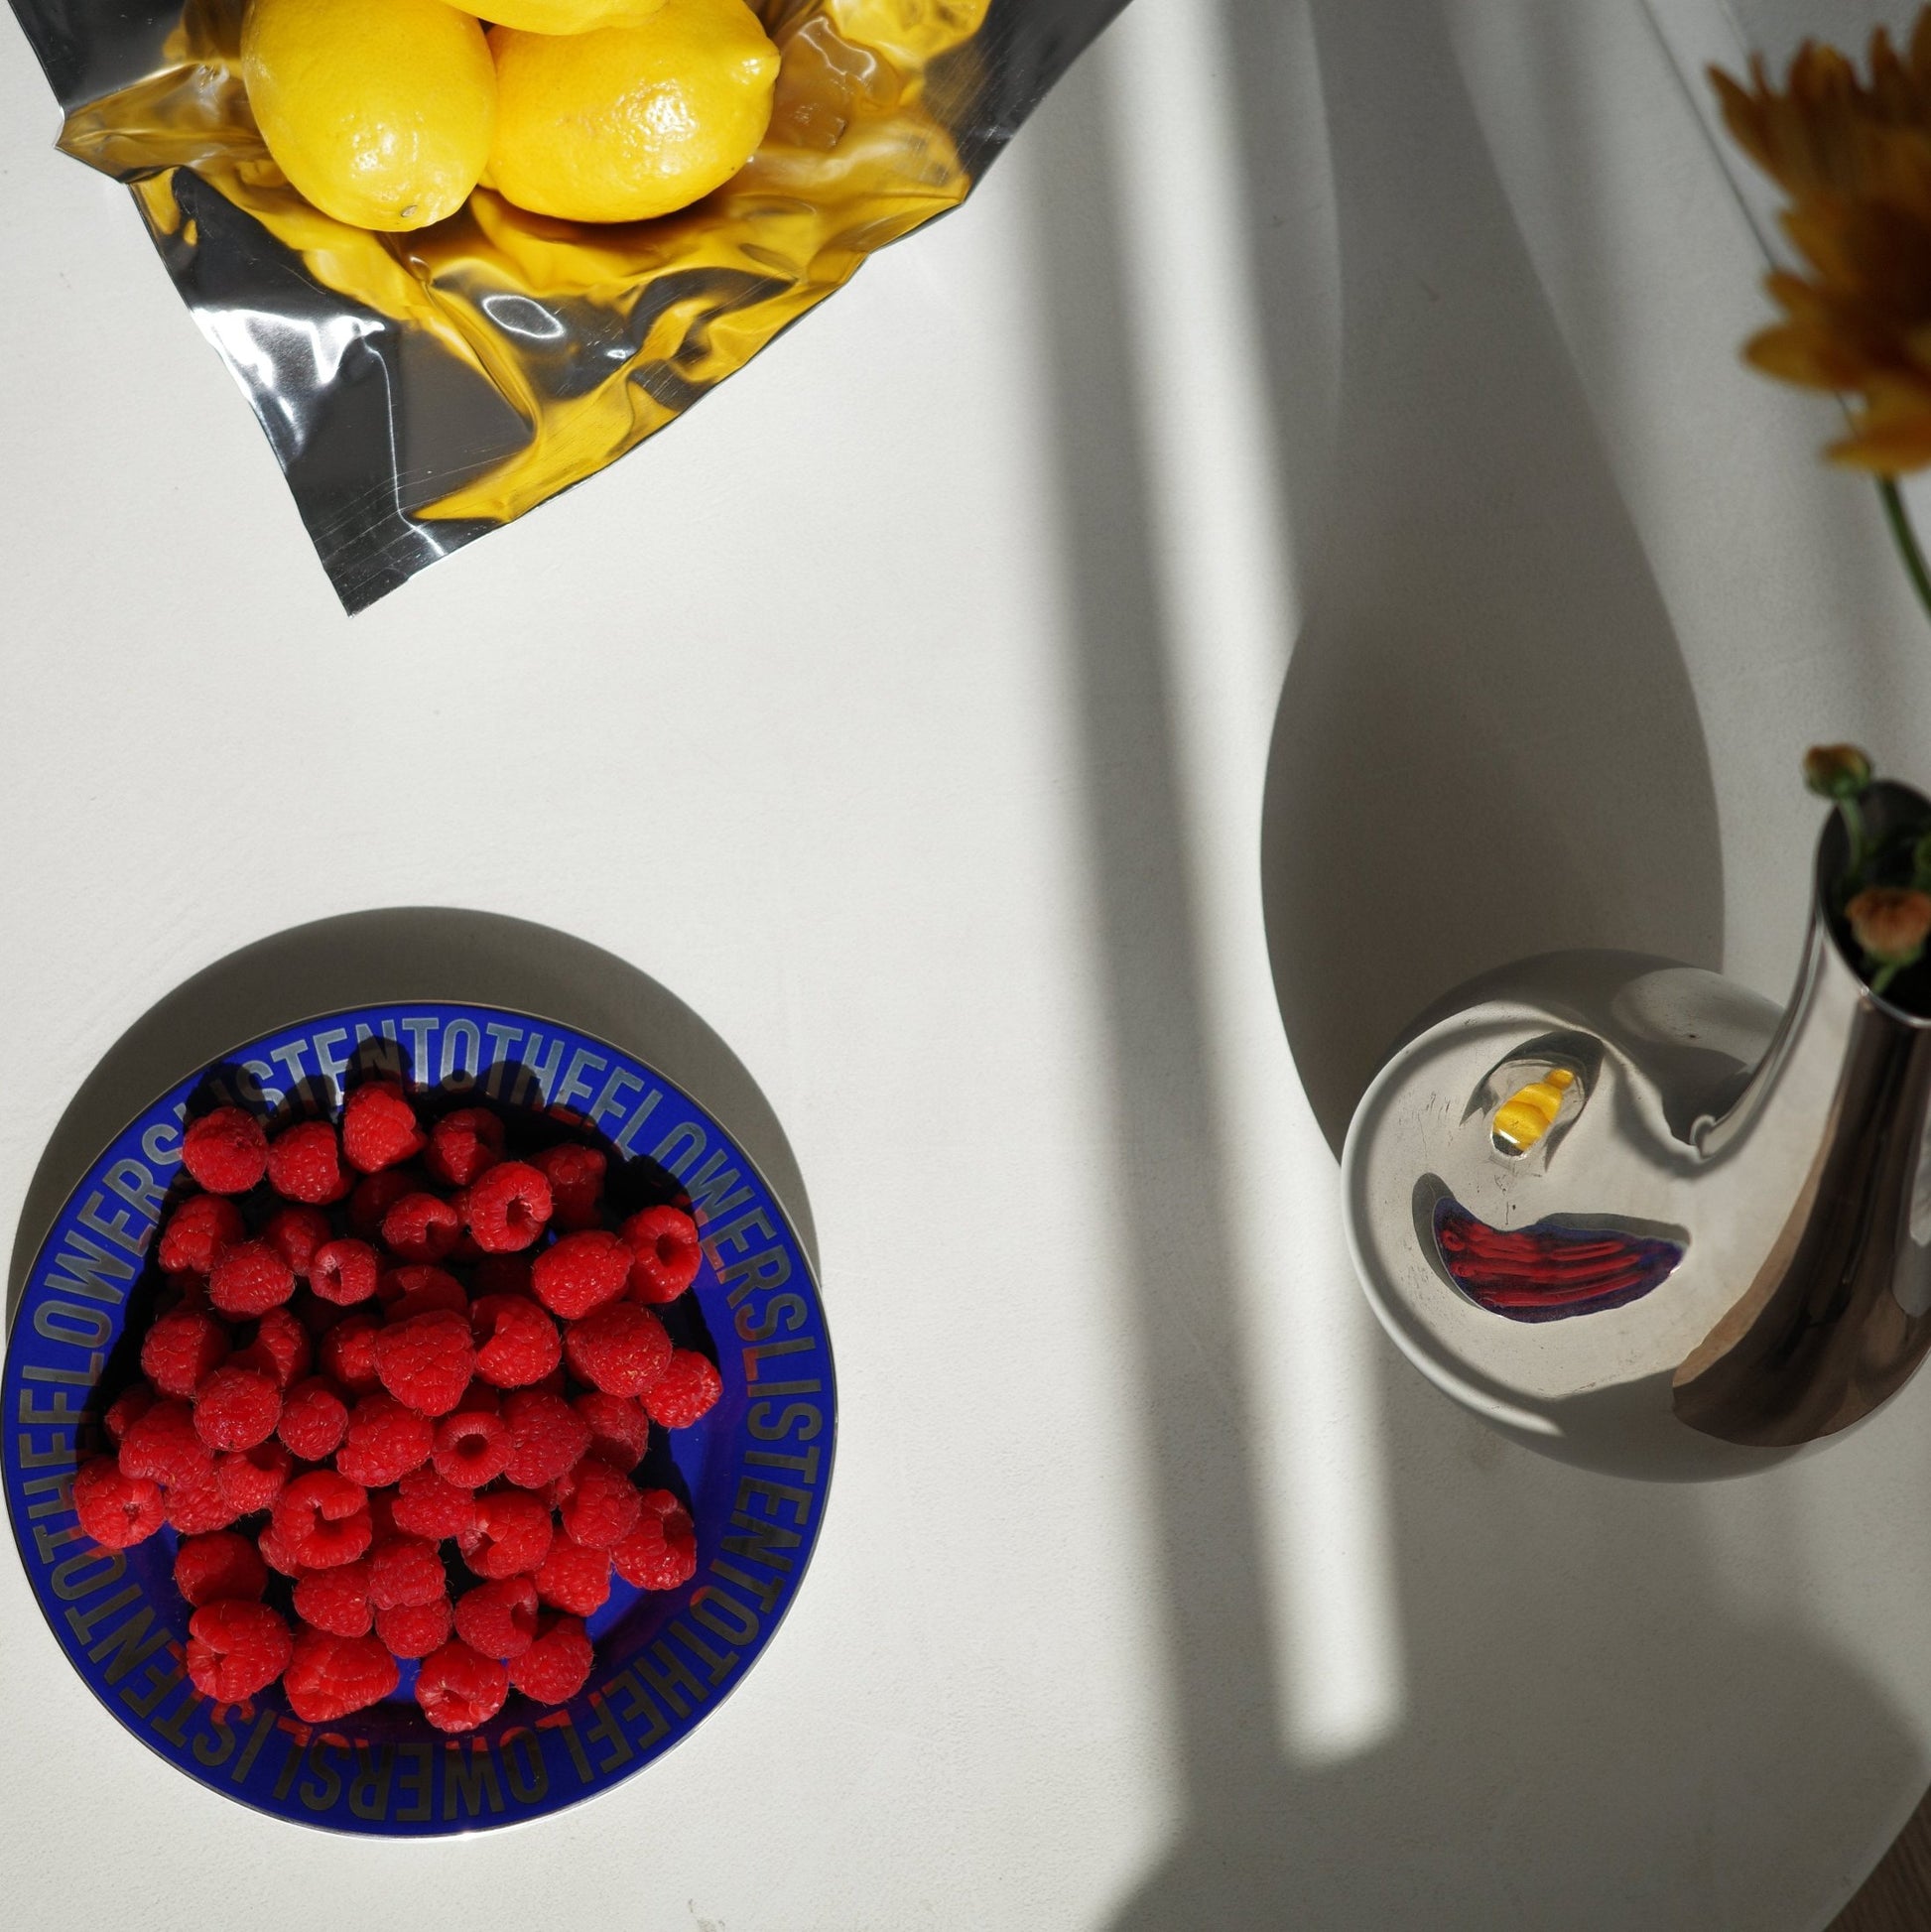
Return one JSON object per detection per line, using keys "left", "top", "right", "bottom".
{"left": 1714, "top": 15, "right": 1931, "bottom": 472}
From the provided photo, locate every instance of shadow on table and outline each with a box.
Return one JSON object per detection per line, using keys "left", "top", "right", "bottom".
{"left": 6, "top": 907, "right": 817, "bottom": 1326}
{"left": 1024, "top": 1, "right": 1922, "bottom": 1924}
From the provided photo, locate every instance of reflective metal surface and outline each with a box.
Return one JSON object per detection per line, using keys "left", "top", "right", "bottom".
{"left": 8, "top": 0, "right": 1126, "bottom": 608}
{"left": 1343, "top": 785, "right": 1931, "bottom": 1478}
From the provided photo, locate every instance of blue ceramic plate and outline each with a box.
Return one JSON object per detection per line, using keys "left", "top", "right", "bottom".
{"left": 3, "top": 1002, "right": 834, "bottom": 1834}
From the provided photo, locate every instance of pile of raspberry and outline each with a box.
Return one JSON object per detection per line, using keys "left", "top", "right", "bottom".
{"left": 71, "top": 1081, "right": 720, "bottom": 1735}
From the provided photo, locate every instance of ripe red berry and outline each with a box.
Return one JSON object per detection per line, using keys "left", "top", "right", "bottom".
{"left": 73, "top": 1456, "right": 165, "bottom": 1548}
{"left": 531, "top": 1229, "right": 631, "bottom": 1319}
{"left": 501, "top": 1387, "right": 590, "bottom": 1488}
{"left": 215, "top": 1440, "right": 294, "bottom": 1513}
{"left": 573, "top": 1390, "right": 650, "bottom": 1471}
{"left": 620, "top": 1205, "right": 702, "bottom": 1304}
{"left": 536, "top": 1534, "right": 612, "bottom": 1615}
{"left": 335, "top": 1392, "right": 435, "bottom": 1487}
{"left": 241, "top": 1304, "right": 312, "bottom": 1388}
{"left": 208, "top": 1239, "right": 296, "bottom": 1318}
{"left": 381, "top": 1264, "right": 467, "bottom": 1321}
{"left": 391, "top": 1464, "right": 479, "bottom": 1541}
{"left": 453, "top": 1577, "right": 539, "bottom": 1658}
{"left": 284, "top": 1626, "right": 399, "bottom": 1722}
{"left": 295, "top": 1560, "right": 374, "bottom": 1637}
{"left": 378, "top": 1597, "right": 453, "bottom": 1659}
{"left": 187, "top": 1600, "right": 293, "bottom": 1704}
{"left": 508, "top": 1614, "right": 593, "bottom": 1704}
{"left": 279, "top": 1377, "right": 350, "bottom": 1460}
{"left": 310, "top": 1237, "right": 380, "bottom": 1306}
{"left": 611, "top": 1492, "right": 697, "bottom": 1591}
{"left": 557, "top": 1455, "right": 644, "bottom": 1548}
{"left": 342, "top": 1080, "right": 425, "bottom": 1174}
{"left": 415, "top": 1639, "right": 508, "bottom": 1734}
{"left": 426, "top": 1108, "right": 506, "bottom": 1189}
{"left": 103, "top": 1383, "right": 156, "bottom": 1444}
{"left": 267, "top": 1119, "right": 348, "bottom": 1205}
{"left": 370, "top": 1534, "right": 446, "bottom": 1610}
{"left": 470, "top": 1293, "right": 561, "bottom": 1388}
{"left": 457, "top": 1488, "right": 554, "bottom": 1579}
{"left": 463, "top": 1161, "right": 552, "bottom": 1252}
{"left": 321, "top": 1312, "right": 383, "bottom": 1392}
{"left": 158, "top": 1194, "right": 246, "bottom": 1275}
{"left": 381, "top": 1192, "right": 461, "bottom": 1264}
{"left": 166, "top": 1469, "right": 242, "bottom": 1534}
{"left": 263, "top": 1205, "right": 331, "bottom": 1279}
{"left": 565, "top": 1301, "right": 674, "bottom": 1397}
{"left": 119, "top": 1398, "right": 213, "bottom": 1485}
{"left": 434, "top": 1407, "right": 512, "bottom": 1487}
{"left": 175, "top": 1530, "right": 268, "bottom": 1606}
{"left": 371, "top": 1309, "right": 475, "bottom": 1416}
{"left": 532, "top": 1144, "right": 606, "bottom": 1229}
{"left": 348, "top": 1167, "right": 421, "bottom": 1239}
{"left": 273, "top": 1469, "right": 372, "bottom": 1569}
{"left": 140, "top": 1306, "right": 230, "bottom": 1398}
{"left": 646, "top": 1351, "right": 722, "bottom": 1429}
{"left": 256, "top": 1516, "right": 306, "bottom": 1577}
{"left": 182, "top": 1107, "right": 269, "bottom": 1195}
{"left": 193, "top": 1363, "right": 282, "bottom": 1451}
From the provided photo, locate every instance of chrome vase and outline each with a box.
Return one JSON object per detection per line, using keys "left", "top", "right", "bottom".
{"left": 1342, "top": 783, "right": 1931, "bottom": 1478}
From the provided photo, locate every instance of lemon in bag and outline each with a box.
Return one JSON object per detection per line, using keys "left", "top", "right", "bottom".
{"left": 481, "top": 0, "right": 669, "bottom": 32}
{"left": 487, "top": 0, "right": 780, "bottom": 225}
{"left": 242, "top": 0, "right": 497, "bottom": 231}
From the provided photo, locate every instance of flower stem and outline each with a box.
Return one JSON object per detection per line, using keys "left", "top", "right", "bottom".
{"left": 1879, "top": 477, "right": 1931, "bottom": 634}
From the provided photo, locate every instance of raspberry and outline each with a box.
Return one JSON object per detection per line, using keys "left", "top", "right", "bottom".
{"left": 348, "top": 1167, "right": 421, "bottom": 1239}
{"left": 473, "top": 1254, "right": 532, "bottom": 1298}
{"left": 73, "top": 1456, "right": 165, "bottom": 1548}
{"left": 463, "top": 1160, "right": 552, "bottom": 1252}
{"left": 370, "top": 1535, "right": 447, "bottom": 1609}
{"left": 508, "top": 1615, "right": 593, "bottom": 1705}
{"left": 470, "top": 1294, "right": 561, "bottom": 1388}
{"left": 182, "top": 1107, "right": 269, "bottom": 1195}
{"left": 295, "top": 1560, "right": 374, "bottom": 1637}
{"left": 621, "top": 1205, "right": 702, "bottom": 1304}
{"left": 366, "top": 1485, "right": 401, "bottom": 1541}
{"left": 565, "top": 1301, "right": 673, "bottom": 1397}
{"left": 501, "top": 1388, "right": 590, "bottom": 1488}
{"left": 531, "top": 1230, "right": 632, "bottom": 1319}
{"left": 342, "top": 1080, "right": 426, "bottom": 1174}
{"left": 239, "top": 1304, "right": 312, "bottom": 1389}
{"left": 457, "top": 1489, "right": 554, "bottom": 1579}
{"left": 321, "top": 1312, "right": 383, "bottom": 1393}
{"left": 392, "top": 1465, "right": 479, "bottom": 1540}
{"left": 378, "top": 1597, "right": 452, "bottom": 1659}
{"left": 193, "top": 1363, "right": 282, "bottom": 1451}
{"left": 208, "top": 1239, "right": 296, "bottom": 1318}
{"left": 140, "top": 1306, "right": 230, "bottom": 1399}
{"left": 533, "top": 1144, "right": 606, "bottom": 1230}
{"left": 158, "top": 1194, "right": 246, "bottom": 1275}
{"left": 261, "top": 1205, "right": 329, "bottom": 1280}
{"left": 274, "top": 1469, "right": 373, "bottom": 1569}
{"left": 372, "top": 1309, "right": 475, "bottom": 1416}
{"left": 381, "top": 1192, "right": 461, "bottom": 1264}
{"left": 335, "top": 1392, "right": 434, "bottom": 1486}
{"left": 453, "top": 1578, "right": 539, "bottom": 1658}
{"left": 415, "top": 1640, "right": 508, "bottom": 1734}
{"left": 216, "top": 1440, "right": 293, "bottom": 1513}
{"left": 175, "top": 1531, "right": 268, "bottom": 1606}
{"left": 647, "top": 1351, "right": 722, "bottom": 1429}
{"left": 103, "top": 1383, "right": 156, "bottom": 1444}
{"left": 434, "top": 1407, "right": 512, "bottom": 1487}
{"left": 555, "top": 1456, "right": 644, "bottom": 1548}
{"left": 257, "top": 1517, "right": 306, "bottom": 1577}
{"left": 284, "top": 1626, "right": 399, "bottom": 1723}
{"left": 311, "top": 1237, "right": 380, "bottom": 1307}
{"left": 166, "top": 1469, "right": 242, "bottom": 1534}
{"left": 119, "top": 1398, "right": 213, "bottom": 1484}
{"left": 279, "top": 1377, "right": 349, "bottom": 1460}
{"left": 427, "top": 1108, "right": 506, "bottom": 1189}
{"left": 575, "top": 1390, "right": 651, "bottom": 1470}
{"left": 186, "top": 1601, "right": 293, "bottom": 1704}
{"left": 536, "top": 1535, "right": 611, "bottom": 1615}
{"left": 267, "top": 1119, "right": 348, "bottom": 1205}
{"left": 611, "top": 1492, "right": 697, "bottom": 1591}
{"left": 381, "top": 1266, "right": 468, "bottom": 1324}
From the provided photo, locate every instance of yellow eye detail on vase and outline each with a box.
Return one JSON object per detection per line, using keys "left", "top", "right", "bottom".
{"left": 1492, "top": 1068, "right": 1576, "bottom": 1156}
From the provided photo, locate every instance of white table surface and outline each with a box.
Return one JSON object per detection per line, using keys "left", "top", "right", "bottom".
{"left": 8, "top": 0, "right": 1931, "bottom": 1925}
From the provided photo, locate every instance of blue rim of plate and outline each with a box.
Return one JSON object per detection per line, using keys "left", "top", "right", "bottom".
{"left": 2, "top": 1001, "right": 834, "bottom": 1835}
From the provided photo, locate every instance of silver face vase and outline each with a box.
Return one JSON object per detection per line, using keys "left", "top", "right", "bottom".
{"left": 1341, "top": 783, "right": 1931, "bottom": 1479}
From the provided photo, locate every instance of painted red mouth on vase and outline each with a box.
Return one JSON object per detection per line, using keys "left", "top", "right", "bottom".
{"left": 1432, "top": 1197, "right": 1684, "bottom": 1322}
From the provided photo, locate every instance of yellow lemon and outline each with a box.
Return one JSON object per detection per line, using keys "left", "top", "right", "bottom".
{"left": 241, "top": 0, "right": 497, "bottom": 231}
{"left": 481, "top": 0, "right": 668, "bottom": 32}
{"left": 487, "top": 0, "right": 780, "bottom": 225}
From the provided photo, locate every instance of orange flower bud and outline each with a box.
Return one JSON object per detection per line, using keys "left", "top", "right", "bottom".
{"left": 1847, "top": 886, "right": 1931, "bottom": 965}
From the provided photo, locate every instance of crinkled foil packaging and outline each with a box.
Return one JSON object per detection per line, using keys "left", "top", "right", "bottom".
{"left": 10, "top": 0, "right": 1124, "bottom": 608}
